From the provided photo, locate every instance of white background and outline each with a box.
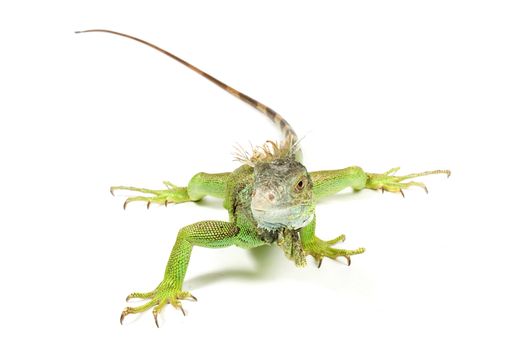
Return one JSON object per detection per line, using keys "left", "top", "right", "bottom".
{"left": 1, "top": 1, "right": 525, "bottom": 349}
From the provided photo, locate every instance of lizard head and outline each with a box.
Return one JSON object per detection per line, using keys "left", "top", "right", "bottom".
{"left": 251, "top": 157, "right": 314, "bottom": 231}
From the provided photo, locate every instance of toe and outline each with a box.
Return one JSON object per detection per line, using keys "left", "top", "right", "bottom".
{"left": 152, "top": 300, "right": 167, "bottom": 328}
{"left": 326, "top": 234, "right": 346, "bottom": 245}
{"left": 126, "top": 291, "right": 154, "bottom": 302}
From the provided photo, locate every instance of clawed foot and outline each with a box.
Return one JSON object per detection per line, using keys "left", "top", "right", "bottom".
{"left": 305, "top": 234, "right": 365, "bottom": 268}
{"left": 121, "top": 283, "right": 197, "bottom": 327}
{"left": 366, "top": 167, "right": 450, "bottom": 197}
{"left": 110, "top": 181, "right": 191, "bottom": 209}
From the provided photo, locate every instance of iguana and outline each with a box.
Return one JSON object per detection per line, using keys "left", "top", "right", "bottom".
{"left": 77, "top": 29, "right": 450, "bottom": 327}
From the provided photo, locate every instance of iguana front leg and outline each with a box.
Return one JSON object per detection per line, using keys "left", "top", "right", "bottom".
{"left": 110, "top": 172, "right": 230, "bottom": 209}
{"left": 120, "top": 220, "right": 239, "bottom": 327}
{"left": 300, "top": 216, "right": 365, "bottom": 268}
{"left": 310, "top": 166, "right": 450, "bottom": 201}
{"left": 303, "top": 165, "right": 449, "bottom": 266}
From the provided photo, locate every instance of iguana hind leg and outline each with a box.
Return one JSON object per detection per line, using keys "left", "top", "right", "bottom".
{"left": 111, "top": 172, "right": 230, "bottom": 209}
{"left": 120, "top": 220, "right": 239, "bottom": 327}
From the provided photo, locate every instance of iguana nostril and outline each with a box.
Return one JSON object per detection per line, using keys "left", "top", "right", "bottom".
{"left": 268, "top": 193, "right": 275, "bottom": 201}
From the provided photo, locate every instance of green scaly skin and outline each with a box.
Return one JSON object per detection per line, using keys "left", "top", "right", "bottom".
{"left": 76, "top": 29, "right": 450, "bottom": 327}
{"left": 114, "top": 165, "right": 449, "bottom": 326}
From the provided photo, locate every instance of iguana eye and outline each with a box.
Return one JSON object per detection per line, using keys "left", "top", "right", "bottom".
{"left": 295, "top": 179, "right": 305, "bottom": 191}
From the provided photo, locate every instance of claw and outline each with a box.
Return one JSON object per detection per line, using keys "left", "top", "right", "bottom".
{"left": 317, "top": 258, "right": 323, "bottom": 268}
{"left": 120, "top": 307, "right": 130, "bottom": 325}
{"left": 381, "top": 188, "right": 385, "bottom": 194}
{"left": 164, "top": 199, "right": 168, "bottom": 207}
{"left": 152, "top": 308, "right": 161, "bottom": 328}
{"left": 154, "top": 313, "right": 159, "bottom": 328}
{"left": 168, "top": 297, "right": 187, "bottom": 316}
{"left": 110, "top": 187, "right": 115, "bottom": 196}
{"left": 147, "top": 201, "right": 151, "bottom": 209}
{"left": 123, "top": 200, "right": 129, "bottom": 210}
{"left": 344, "top": 256, "right": 351, "bottom": 266}
{"left": 187, "top": 293, "right": 198, "bottom": 302}
{"left": 400, "top": 189, "right": 405, "bottom": 198}
{"left": 424, "top": 186, "right": 429, "bottom": 194}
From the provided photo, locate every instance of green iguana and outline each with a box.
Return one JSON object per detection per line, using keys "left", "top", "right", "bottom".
{"left": 77, "top": 29, "right": 450, "bottom": 327}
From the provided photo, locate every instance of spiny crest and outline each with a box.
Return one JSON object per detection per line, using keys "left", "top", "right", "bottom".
{"left": 233, "top": 136, "right": 299, "bottom": 167}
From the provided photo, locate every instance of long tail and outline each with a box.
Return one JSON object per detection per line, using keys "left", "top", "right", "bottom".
{"left": 76, "top": 29, "right": 300, "bottom": 152}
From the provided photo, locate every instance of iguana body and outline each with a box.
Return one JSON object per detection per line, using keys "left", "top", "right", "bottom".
{"left": 77, "top": 29, "right": 450, "bottom": 327}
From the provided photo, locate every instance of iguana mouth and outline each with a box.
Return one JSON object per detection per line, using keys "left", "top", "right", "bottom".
{"left": 253, "top": 207, "right": 314, "bottom": 231}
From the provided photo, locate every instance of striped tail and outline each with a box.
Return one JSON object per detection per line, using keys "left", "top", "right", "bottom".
{"left": 76, "top": 29, "right": 300, "bottom": 156}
